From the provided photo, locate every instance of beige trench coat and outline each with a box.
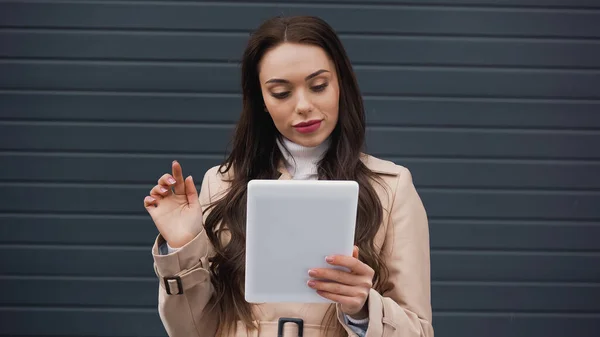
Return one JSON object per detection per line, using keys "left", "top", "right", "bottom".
{"left": 151, "top": 154, "right": 434, "bottom": 337}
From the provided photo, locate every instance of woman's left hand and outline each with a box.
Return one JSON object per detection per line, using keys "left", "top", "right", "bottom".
{"left": 307, "top": 246, "right": 374, "bottom": 318}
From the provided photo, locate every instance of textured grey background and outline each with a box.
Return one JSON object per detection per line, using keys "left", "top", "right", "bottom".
{"left": 0, "top": 1, "right": 599, "bottom": 336}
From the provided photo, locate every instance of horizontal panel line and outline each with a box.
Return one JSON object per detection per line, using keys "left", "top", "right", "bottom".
{"left": 0, "top": 119, "right": 234, "bottom": 128}
{"left": 9, "top": 0, "right": 600, "bottom": 13}
{"left": 2, "top": 275, "right": 598, "bottom": 287}
{"left": 2, "top": 181, "right": 600, "bottom": 194}
{"left": 0, "top": 88, "right": 242, "bottom": 98}
{"left": 433, "top": 249, "right": 600, "bottom": 256}
{"left": 0, "top": 211, "right": 148, "bottom": 219}
{"left": 2, "top": 27, "right": 600, "bottom": 43}
{"left": 0, "top": 243, "right": 148, "bottom": 251}
{"left": 1, "top": 243, "right": 598, "bottom": 255}
{"left": 0, "top": 88, "right": 597, "bottom": 101}
{"left": 429, "top": 215, "right": 600, "bottom": 222}
{"left": 0, "top": 275, "right": 156, "bottom": 282}
{"left": 3, "top": 117, "right": 600, "bottom": 132}
{"left": 432, "top": 280, "right": 600, "bottom": 287}
{"left": 209, "top": 0, "right": 600, "bottom": 11}
{"left": 1, "top": 212, "right": 598, "bottom": 227}
{"left": 0, "top": 147, "right": 227, "bottom": 156}
{"left": 0, "top": 305, "right": 598, "bottom": 316}
{"left": 1, "top": 150, "right": 599, "bottom": 164}
{"left": 0, "top": 150, "right": 227, "bottom": 159}
{"left": 433, "top": 311, "right": 600, "bottom": 317}
{"left": 0, "top": 305, "right": 157, "bottom": 313}
{"left": 2, "top": 56, "right": 600, "bottom": 72}
{"left": 6, "top": 178, "right": 600, "bottom": 191}
{"left": 421, "top": 187, "right": 600, "bottom": 193}
{"left": 2, "top": 24, "right": 599, "bottom": 41}
{"left": 3, "top": 57, "right": 600, "bottom": 73}
{"left": 429, "top": 218, "right": 600, "bottom": 226}
{"left": 375, "top": 152, "right": 600, "bottom": 160}
{"left": 2, "top": 119, "right": 600, "bottom": 133}
{"left": 2, "top": 89, "right": 600, "bottom": 103}
{"left": 2, "top": 212, "right": 599, "bottom": 225}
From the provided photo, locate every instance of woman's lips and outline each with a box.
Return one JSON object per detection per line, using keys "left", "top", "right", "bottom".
{"left": 293, "top": 120, "right": 322, "bottom": 134}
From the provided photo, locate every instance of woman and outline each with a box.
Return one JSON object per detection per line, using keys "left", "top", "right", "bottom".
{"left": 144, "top": 15, "right": 433, "bottom": 337}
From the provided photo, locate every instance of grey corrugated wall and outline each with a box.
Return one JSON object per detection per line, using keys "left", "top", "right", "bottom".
{"left": 0, "top": 1, "right": 599, "bottom": 336}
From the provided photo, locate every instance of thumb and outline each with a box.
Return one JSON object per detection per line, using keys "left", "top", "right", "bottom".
{"left": 353, "top": 245, "right": 359, "bottom": 259}
{"left": 184, "top": 176, "right": 199, "bottom": 206}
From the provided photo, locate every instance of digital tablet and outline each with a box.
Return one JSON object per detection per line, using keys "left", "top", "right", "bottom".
{"left": 245, "top": 179, "right": 359, "bottom": 303}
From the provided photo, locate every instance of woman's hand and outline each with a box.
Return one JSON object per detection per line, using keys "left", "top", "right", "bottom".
{"left": 143, "top": 160, "right": 203, "bottom": 248}
{"left": 307, "top": 246, "right": 374, "bottom": 319}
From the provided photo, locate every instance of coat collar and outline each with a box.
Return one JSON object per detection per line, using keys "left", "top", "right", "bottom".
{"left": 276, "top": 153, "right": 400, "bottom": 179}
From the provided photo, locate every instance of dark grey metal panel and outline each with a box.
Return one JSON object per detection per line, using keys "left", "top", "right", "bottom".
{"left": 3, "top": 31, "right": 600, "bottom": 68}
{"left": 432, "top": 282, "right": 600, "bottom": 311}
{"left": 433, "top": 314, "right": 600, "bottom": 337}
{"left": 1, "top": 310, "right": 598, "bottom": 337}
{"left": 0, "top": 246, "right": 152, "bottom": 277}
{"left": 0, "top": 277, "right": 159, "bottom": 307}
{"left": 2, "top": 93, "right": 600, "bottom": 128}
{"left": 116, "top": 0, "right": 600, "bottom": 8}
{"left": 429, "top": 220, "right": 600, "bottom": 251}
{"left": 2, "top": 63, "right": 600, "bottom": 98}
{"left": 1, "top": 123, "right": 598, "bottom": 159}
{"left": 0, "top": 214, "right": 158, "bottom": 246}
{"left": 0, "top": 309, "right": 166, "bottom": 337}
{"left": 2, "top": 247, "right": 599, "bottom": 282}
{"left": 432, "top": 252, "right": 600, "bottom": 282}
{"left": 420, "top": 189, "right": 600, "bottom": 220}
{"left": 2, "top": 215, "right": 599, "bottom": 252}
{"left": 1, "top": 2, "right": 599, "bottom": 38}
{"left": 2, "top": 154, "right": 600, "bottom": 189}
{"left": 2, "top": 184, "right": 599, "bottom": 219}
{"left": 2, "top": 277, "right": 600, "bottom": 312}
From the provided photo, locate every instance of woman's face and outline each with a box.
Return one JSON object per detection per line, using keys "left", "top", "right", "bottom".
{"left": 259, "top": 42, "right": 340, "bottom": 148}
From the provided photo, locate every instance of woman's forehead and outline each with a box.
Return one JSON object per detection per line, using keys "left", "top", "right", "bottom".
{"left": 259, "top": 43, "right": 335, "bottom": 82}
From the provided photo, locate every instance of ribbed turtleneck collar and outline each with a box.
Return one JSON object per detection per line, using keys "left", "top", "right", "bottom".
{"left": 276, "top": 136, "right": 330, "bottom": 180}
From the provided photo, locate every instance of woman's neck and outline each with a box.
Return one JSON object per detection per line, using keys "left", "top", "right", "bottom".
{"left": 276, "top": 136, "right": 330, "bottom": 180}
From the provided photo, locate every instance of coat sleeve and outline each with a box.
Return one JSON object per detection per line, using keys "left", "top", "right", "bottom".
{"left": 151, "top": 168, "right": 219, "bottom": 337}
{"left": 337, "top": 166, "right": 434, "bottom": 337}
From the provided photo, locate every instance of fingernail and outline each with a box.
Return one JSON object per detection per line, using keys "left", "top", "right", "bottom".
{"left": 308, "top": 269, "right": 317, "bottom": 277}
{"left": 146, "top": 196, "right": 155, "bottom": 202}
{"left": 160, "top": 187, "right": 168, "bottom": 193}
{"left": 307, "top": 280, "right": 316, "bottom": 287}
{"left": 325, "top": 256, "right": 334, "bottom": 263}
{"left": 168, "top": 178, "right": 176, "bottom": 184}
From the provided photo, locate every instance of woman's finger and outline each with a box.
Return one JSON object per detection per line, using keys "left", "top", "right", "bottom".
{"left": 308, "top": 279, "right": 366, "bottom": 298}
{"left": 325, "top": 254, "right": 374, "bottom": 277}
{"left": 150, "top": 184, "right": 171, "bottom": 198}
{"left": 184, "top": 175, "right": 199, "bottom": 206}
{"left": 315, "top": 290, "right": 363, "bottom": 310}
{"left": 308, "top": 268, "right": 369, "bottom": 287}
{"left": 143, "top": 196, "right": 158, "bottom": 208}
{"left": 171, "top": 160, "right": 186, "bottom": 195}
{"left": 157, "top": 173, "right": 177, "bottom": 188}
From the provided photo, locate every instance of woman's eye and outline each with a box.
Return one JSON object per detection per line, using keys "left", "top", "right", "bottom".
{"left": 312, "top": 83, "right": 328, "bottom": 92}
{"left": 271, "top": 91, "right": 290, "bottom": 99}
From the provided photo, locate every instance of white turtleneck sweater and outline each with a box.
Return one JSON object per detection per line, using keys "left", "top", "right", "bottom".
{"left": 164, "top": 136, "right": 369, "bottom": 332}
{"left": 275, "top": 136, "right": 329, "bottom": 180}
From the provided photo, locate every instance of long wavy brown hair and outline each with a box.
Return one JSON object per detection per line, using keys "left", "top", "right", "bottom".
{"left": 203, "top": 15, "right": 390, "bottom": 336}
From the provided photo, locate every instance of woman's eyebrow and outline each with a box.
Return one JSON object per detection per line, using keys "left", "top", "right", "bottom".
{"left": 265, "top": 69, "right": 330, "bottom": 84}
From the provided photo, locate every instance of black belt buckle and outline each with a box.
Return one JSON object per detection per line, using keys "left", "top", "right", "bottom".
{"left": 163, "top": 275, "right": 183, "bottom": 295}
{"left": 277, "top": 317, "right": 304, "bottom": 337}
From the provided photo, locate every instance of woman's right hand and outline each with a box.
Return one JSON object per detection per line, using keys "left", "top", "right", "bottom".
{"left": 144, "top": 160, "right": 204, "bottom": 248}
